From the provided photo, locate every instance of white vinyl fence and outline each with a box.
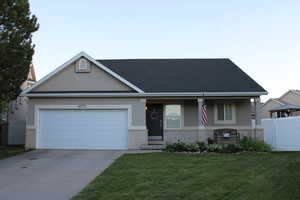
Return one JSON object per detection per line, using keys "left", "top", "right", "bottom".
{"left": 262, "top": 116, "right": 300, "bottom": 151}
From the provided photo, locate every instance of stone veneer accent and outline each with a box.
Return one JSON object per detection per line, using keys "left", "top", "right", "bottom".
{"left": 128, "top": 129, "right": 148, "bottom": 149}
{"left": 164, "top": 128, "right": 264, "bottom": 144}
{"left": 25, "top": 127, "right": 263, "bottom": 150}
{"left": 25, "top": 128, "right": 36, "bottom": 150}
{"left": 25, "top": 127, "right": 148, "bottom": 150}
{"left": 164, "top": 129, "right": 198, "bottom": 143}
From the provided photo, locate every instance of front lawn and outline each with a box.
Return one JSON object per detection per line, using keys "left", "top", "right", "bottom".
{"left": 72, "top": 152, "right": 300, "bottom": 200}
{"left": 0, "top": 146, "right": 25, "bottom": 160}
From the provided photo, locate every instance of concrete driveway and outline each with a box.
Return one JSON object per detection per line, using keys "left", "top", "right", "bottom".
{"left": 0, "top": 150, "right": 124, "bottom": 200}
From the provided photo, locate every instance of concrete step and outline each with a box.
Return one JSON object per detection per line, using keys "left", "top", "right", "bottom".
{"left": 148, "top": 140, "right": 165, "bottom": 145}
{"left": 140, "top": 144, "right": 165, "bottom": 150}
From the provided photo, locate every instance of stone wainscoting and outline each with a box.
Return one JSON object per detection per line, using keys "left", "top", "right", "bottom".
{"left": 25, "top": 127, "right": 148, "bottom": 150}
{"left": 163, "top": 127, "right": 263, "bottom": 144}
{"left": 128, "top": 129, "right": 148, "bottom": 149}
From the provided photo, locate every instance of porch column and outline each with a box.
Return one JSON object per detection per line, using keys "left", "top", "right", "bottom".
{"left": 252, "top": 97, "right": 261, "bottom": 139}
{"left": 254, "top": 97, "right": 261, "bottom": 126}
{"left": 197, "top": 98, "right": 204, "bottom": 128}
{"left": 198, "top": 98, "right": 207, "bottom": 141}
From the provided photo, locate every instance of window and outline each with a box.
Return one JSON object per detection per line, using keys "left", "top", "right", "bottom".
{"left": 165, "top": 105, "right": 181, "bottom": 128}
{"left": 215, "top": 103, "right": 235, "bottom": 123}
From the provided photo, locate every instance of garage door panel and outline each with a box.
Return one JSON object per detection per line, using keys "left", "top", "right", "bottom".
{"left": 38, "top": 109, "right": 128, "bottom": 149}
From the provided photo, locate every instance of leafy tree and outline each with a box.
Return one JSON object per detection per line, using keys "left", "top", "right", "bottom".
{"left": 0, "top": 0, "right": 39, "bottom": 112}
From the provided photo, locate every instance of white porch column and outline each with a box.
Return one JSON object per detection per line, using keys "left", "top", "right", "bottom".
{"left": 252, "top": 97, "right": 262, "bottom": 139}
{"left": 197, "top": 98, "right": 204, "bottom": 128}
{"left": 254, "top": 97, "right": 261, "bottom": 126}
{"left": 198, "top": 98, "right": 208, "bottom": 141}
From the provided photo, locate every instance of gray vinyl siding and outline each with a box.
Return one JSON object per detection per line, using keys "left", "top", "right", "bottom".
{"left": 32, "top": 63, "right": 133, "bottom": 92}
{"left": 207, "top": 99, "right": 251, "bottom": 127}
{"left": 182, "top": 99, "right": 252, "bottom": 127}
{"left": 183, "top": 101, "right": 198, "bottom": 127}
{"left": 27, "top": 98, "right": 253, "bottom": 131}
{"left": 27, "top": 98, "right": 146, "bottom": 127}
{"left": 235, "top": 99, "right": 252, "bottom": 126}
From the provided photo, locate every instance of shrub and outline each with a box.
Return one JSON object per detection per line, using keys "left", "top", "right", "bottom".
{"left": 186, "top": 143, "right": 199, "bottom": 152}
{"left": 165, "top": 140, "right": 206, "bottom": 152}
{"left": 240, "top": 136, "right": 253, "bottom": 151}
{"left": 165, "top": 138, "right": 271, "bottom": 153}
{"left": 206, "top": 143, "right": 242, "bottom": 153}
{"left": 240, "top": 137, "right": 272, "bottom": 152}
{"left": 223, "top": 144, "right": 241, "bottom": 153}
{"left": 252, "top": 140, "right": 272, "bottom": 152}
{"left": 196, "top": 141, "right": 207, "bottom": 152}
{"left": 165, "top": 140, "right": 190, "bottom": 152}
{"left": 207, "top": 137, "right": 214, "bottom": 145}
{"left": 207, "top": 144, "right": 214, "bottom": 152}
{"left": 208, "top": 144, "right": 223, "bottom": 153}
{"left": 165, "top": 144, "right": 176, "bottom": 152}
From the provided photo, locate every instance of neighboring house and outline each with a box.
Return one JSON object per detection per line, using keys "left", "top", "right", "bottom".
{"left": 21, "top": 52, "right": 267, "bottom": 150}
{"left": 261, "top": 90, "right": 300, "bottom": 119}
{"left": 0, "top": 65, "right": 36, "bottom": 145}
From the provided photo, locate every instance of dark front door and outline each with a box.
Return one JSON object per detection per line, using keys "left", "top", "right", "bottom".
{"left": 146, "top": 104, "right": 163, "bottom": 140}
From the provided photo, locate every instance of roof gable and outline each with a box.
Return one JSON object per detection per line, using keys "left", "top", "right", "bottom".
{"left": 31, "top": 61, "right": 133, "bottom": 93}
{"left": 21, "top": 52, "right": 144, "bottom": 95}
{"left": 261, "top": 98, "right": 284, "bottom": 109}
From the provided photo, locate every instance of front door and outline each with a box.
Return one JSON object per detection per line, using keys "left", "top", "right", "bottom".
{"left": 146, "top": 104, "right": 163, "bottom": 140}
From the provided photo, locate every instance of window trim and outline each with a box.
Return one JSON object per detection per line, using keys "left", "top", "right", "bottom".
{"left": 164, "top": 104, "right": 183, "bottom": 129}
{"left": 214, "top": 103, "right": 236, "bottom": 124}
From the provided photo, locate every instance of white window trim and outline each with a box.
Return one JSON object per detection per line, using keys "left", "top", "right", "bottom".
{"left": 214, "top": 103, "right": 236, "bottom": 124}
{"left": 164, "top": 104, "right": 184, "bottom": 129}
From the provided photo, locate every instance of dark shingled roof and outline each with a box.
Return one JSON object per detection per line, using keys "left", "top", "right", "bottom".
{"left": 98, "top": 59, "right": 266, "bottom": 93}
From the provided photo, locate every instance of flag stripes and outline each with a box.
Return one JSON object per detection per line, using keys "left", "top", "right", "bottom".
{"left": 201, "top": 102, "right": 208, "bottom": 126}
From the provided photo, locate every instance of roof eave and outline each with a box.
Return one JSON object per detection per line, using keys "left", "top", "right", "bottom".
{"left": 22, "top": 91, "right": 268, "bottom": 98}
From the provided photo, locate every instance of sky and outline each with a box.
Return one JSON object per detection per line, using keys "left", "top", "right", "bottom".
{"left": 29, "top": 0, "right": 300, "bottom": 102}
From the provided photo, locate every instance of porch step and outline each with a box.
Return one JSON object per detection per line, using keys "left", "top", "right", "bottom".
{"left": 140, "top": 144, "right": 165, "bottom": 150}
{"left": 148, "top": 140, "right": 165, "bottom": 145}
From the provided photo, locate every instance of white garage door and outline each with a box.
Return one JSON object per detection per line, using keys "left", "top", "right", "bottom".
{"left": 38, "top": 109, "right": 128, "bottom": 150}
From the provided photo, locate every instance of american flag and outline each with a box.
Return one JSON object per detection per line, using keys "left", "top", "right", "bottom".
{"left": 201, "top": 101, "right": 208, "bottom": 126}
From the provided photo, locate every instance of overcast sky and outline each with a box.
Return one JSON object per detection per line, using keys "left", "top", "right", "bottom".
{"left": 29, "top": 0, "right": 300, "bottom": 101}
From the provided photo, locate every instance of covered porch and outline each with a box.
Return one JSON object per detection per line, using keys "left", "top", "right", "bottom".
{"left": 143, "top": 97, "right": 262, "bottom": 147}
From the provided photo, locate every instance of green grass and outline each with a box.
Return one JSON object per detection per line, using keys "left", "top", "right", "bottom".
{"left": 72, "top": 152, "right": 300, "bottom": 200}
{"left": 0, "top": 146, "right": 25, "bottom": 160}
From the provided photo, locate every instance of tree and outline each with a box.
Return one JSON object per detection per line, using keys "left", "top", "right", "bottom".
{"left": 0, "top": 0, "right": 39, "bottom": 112}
